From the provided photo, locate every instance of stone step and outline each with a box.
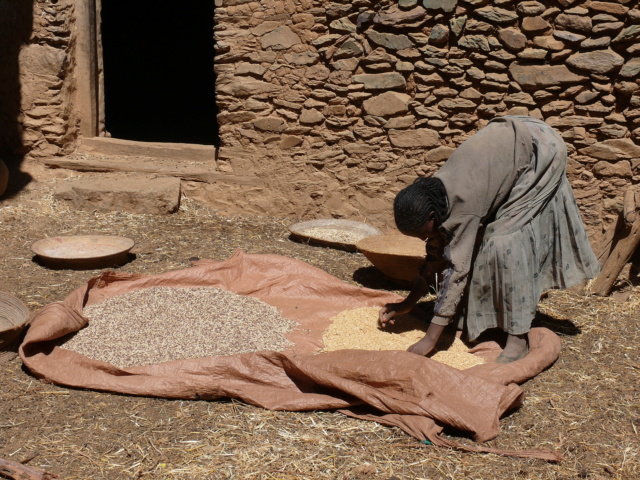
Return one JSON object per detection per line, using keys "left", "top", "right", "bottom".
{"left": 78, "top": 137, "right": 216, "bottom": 163}
{"left": 54, "top": 172, "right": 182, "bottom": 215}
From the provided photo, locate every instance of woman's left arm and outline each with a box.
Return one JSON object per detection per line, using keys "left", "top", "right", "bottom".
{"left": 432, "top": 214, "right": 483, "bottom": 319}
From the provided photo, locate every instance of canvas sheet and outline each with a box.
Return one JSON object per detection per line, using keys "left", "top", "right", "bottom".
{"left": 20, "top": 251, "right": 562, "bottom": 460}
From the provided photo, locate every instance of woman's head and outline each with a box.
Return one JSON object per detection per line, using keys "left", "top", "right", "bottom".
{"left": 394, "top": 177, "right": 448, "bottom": 238}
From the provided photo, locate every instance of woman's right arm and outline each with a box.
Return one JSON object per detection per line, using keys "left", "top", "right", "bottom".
{"left": 378, "top": 274, "right": 429, "bottom": 327}
{"left": 379, "top": 236, "right": 447, "bottom": 327}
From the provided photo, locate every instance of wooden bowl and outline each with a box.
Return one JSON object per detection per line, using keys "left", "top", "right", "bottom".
{"left": 32, "top": 235, "right": 135, "bottom": 269}
{"left": 289, "top": 219, "right": 382, "bottom": 252}
{"left": 356, "top": 234, "right": 426, "bottom": 286}
{"left": 0, "top": 292, "right": 29, "bottom": 349}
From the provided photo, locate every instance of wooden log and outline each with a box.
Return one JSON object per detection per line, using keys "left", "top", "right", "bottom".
{"left": 0, "top": 458, "right": 60, "bottom": 480}
{"left": 595, "top": 188, "right": 640, "bottom": 267}
{"left": 42, "top": 156, "right": 261, "bottom": 186}
{"left": 591, "top": 213, "right": 640, "bottom": 296}
{"left": 595, "top": 213, "right": 625, "bottom": 267}
{"left": 623, "top": 189, "right": 637, "bottom": 225}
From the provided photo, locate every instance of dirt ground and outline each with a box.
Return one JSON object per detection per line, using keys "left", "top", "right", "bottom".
{"left": 0, "top": 160, "right": 638, "bottom": 480}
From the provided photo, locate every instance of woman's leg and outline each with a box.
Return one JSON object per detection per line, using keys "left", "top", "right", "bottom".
{"left": 496, "top": 332, "right": 529, "bottom": 363}
{"left": 407, "top": 322, "right": 446, "bottom": 356}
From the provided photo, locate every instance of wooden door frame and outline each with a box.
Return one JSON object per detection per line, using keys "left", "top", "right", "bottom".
{"left": 75, "top": 0, "right": 104, "bottom": 137}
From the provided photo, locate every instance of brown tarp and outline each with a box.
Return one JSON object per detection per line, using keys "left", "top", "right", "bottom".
{"left": 20, "top": 251, "right": 562, "bottom": 461}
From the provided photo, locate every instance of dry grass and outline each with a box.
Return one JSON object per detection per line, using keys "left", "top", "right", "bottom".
{"left": 1, "top": 162, "right": 638, "bottom": 479}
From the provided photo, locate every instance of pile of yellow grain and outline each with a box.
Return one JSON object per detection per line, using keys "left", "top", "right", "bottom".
{"left": 321, "top": 307, "right": 485, "bottom": 370}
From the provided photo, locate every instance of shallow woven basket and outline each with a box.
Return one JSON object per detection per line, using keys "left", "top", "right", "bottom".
{"left": 0, "top": 292, "right": 29, "bottom": 349}
{"left": 289, "top": 219, "right": 382, "bottom": 252}
{"left": 356, "top": 234, "right": 426, "bottom": 287}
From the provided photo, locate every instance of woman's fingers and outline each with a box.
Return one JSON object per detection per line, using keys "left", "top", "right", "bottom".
{"left": 379, "top": 306, "right": 397, "bottom": 327}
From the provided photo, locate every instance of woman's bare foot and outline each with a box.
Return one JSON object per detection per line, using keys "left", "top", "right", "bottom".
{"left": 496, "top": 333, "right": 529, "bottom": 363}
{"left": 407, "top": 323, "right": 446, "bottom": 356}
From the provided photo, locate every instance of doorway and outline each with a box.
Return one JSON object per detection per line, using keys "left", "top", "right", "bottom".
{"left": 100, "top": 0, "right": 217, "bottom": 146}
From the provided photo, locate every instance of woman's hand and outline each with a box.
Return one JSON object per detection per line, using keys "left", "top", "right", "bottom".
{"left": 378, "top": 301, "right": 413, "bottom": 328}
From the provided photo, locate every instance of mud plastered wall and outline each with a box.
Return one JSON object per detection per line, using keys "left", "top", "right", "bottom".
{"left": 212, "top": 0, "right": 640, "bottom": 232}
{"left": 0, "top": 0, "right": 77, "bottom": 160}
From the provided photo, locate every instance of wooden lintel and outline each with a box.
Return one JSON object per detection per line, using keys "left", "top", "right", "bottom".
{"left": 42, "top": 156, "right": 261, "bottom": 186}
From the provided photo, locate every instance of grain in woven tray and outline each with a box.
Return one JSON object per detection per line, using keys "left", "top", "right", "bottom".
{"left": 300, "top": 227, "right": 362, "bottom": 244}
{"left": 61, "top": 287, "right": 298, "bottom": 368}
{"left": 321, "top": 307, "right": 485, "bottom": 369}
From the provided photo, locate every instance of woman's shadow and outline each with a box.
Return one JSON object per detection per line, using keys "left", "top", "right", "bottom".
{"left": 1, "top": 1, "right": 36, "bottom": 197}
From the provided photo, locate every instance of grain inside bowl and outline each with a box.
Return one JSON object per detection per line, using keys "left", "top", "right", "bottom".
{"left": 298, "top": 227, "right": 363, "bottom": 245}
{"left": 321, "top": 307, "right": 485, "bottom": 369}
{"left": 61, "top": 287, "right": 298, "bottom": 368}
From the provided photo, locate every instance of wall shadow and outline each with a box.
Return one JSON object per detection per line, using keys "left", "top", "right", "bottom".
{"left": 0, "top": 0, "right": 34, "bottom": 196}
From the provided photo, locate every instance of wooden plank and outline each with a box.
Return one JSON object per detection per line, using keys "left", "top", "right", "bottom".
{"left": 74, "top": 0, "right": 99, "bottom": 137}
{"left": 0, "top": 458, "right": 60, "bottom": 479}
{"left": 591, "top": 214, "right": 640, "bottom": 296}
{"left": 42, "top": 156, "right": 261, "bottom": 186}
{"left": 595, "top": 213, "right": 625, "bottom": 267}
{"left": 623, "top": 189, "right": 637, "bottom": 225}
{"left": 79, "top": 137, "right": 216, "bottom": 162}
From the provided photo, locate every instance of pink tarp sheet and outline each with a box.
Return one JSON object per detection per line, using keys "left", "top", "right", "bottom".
{"left": 20, "top": 251, "right": 562, "bottom": 460}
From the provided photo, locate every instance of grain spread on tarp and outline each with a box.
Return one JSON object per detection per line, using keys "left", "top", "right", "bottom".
{"left": 321, "top": 307, "right": 485, "bottom": 369}
{"left": 61, "top": 286, "right": 297, "bottom": 368}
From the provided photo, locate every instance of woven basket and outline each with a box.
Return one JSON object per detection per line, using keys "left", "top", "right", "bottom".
{"left": 356, "top": 234, "right": 426, "bottom": 287}
{"left": 289, "top": 219, "right": 381, "bottom": 252}
{"left": 0, "top": 292, "right": 29, "bottom": 349}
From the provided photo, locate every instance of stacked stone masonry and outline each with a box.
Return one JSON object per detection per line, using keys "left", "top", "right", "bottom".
{"left": 9, "top": 0, "right": 640, "bottom": 232}
{"left": 214, "top": 0, "right": 640, "bottom": 230}
{"left": 17, "top": 0, "right": 76, "bottom": 158}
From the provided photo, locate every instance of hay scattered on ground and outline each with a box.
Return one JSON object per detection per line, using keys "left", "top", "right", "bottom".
{"left": 2, "top": 162, "right": 639, "bottom": 479}
{"left": 321, "top": 307, "right": 485, "bottom": 369}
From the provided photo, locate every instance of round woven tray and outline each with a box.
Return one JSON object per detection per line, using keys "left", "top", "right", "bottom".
{"left": 0, "top": 292, "right": 29, "bottom": 350}
{"left": 32, "top": 235, "right": 135, "bottom": 269}
{"left": 289, "top": 219, "right": 382, "bottom": 252}
{"left": 356, "top": 234, "right": 426, "bottom": 286}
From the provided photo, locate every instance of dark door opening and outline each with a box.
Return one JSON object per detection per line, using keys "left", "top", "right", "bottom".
{"left": 101, "top": 0, "right": 217, "bottom": 146}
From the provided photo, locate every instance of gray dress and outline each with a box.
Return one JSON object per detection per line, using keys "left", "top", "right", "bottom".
{"left": 425, "top": 116, "right": 599, "bottom": 341}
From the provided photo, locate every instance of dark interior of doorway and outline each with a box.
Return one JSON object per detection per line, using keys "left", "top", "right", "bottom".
{"left": 101, "top": 0, "right": 218, "bottom": 146}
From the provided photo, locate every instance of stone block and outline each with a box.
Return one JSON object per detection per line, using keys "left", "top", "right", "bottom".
{"left": 366, "top": 31, "right": 414, "bottom": 50}
{"left": 363, "top": 92, "right": 411, "bottom": 116}
{"left": 260, "top": 26, "right": 302, "bottom": 50}
{"left": 352, "top": 72, "right": 407, "bottom": 90}
{"left": 54, "top": 174, "right": 181, "bottom": 215}
{"left": 566, "top": 49, "right": 624, "bottom": 75}
{"left": 509, "top": 63, "right": 588, "bottom": 88}
{"left": 389, "top": 128, "right": 440, "bottom": 148}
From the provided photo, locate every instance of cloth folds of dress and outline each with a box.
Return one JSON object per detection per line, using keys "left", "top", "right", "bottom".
{"left": 432, "top": 116, "right": 599, "bottom": 341}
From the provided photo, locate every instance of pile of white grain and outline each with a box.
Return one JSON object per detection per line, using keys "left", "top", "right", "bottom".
{"left": 61, "top": 286, "right": 297, "bottom": 368}
{"left": 299, "top": 227, "right": 364, "bottom": 245}
{"left": 321, "top": 307, "right": 485, "bottom": 369}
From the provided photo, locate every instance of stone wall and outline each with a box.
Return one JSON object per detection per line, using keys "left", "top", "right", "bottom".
{"left": 0, "top": 0, "right": 77, "bottom": 162}
{"left": 5, "top": 0, "right": 640, "bottom": 235}
{"left": 213, "top": 0, "right": 640, "bottom": 232}
{"left": 22, "top": 0, "right": 77, "bottom": 159}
